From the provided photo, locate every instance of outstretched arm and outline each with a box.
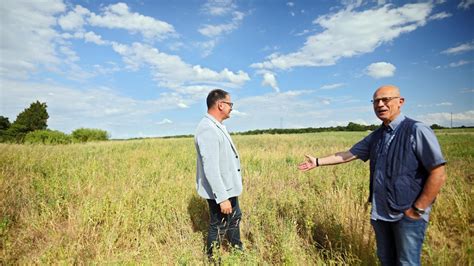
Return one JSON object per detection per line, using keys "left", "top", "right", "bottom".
{"left": 297, "top": 151, "right": 358, "bottom": 172}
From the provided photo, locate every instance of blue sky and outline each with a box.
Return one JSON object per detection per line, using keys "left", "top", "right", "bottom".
{"left": 1, "top": 0, "right": 473, "bottom": 139}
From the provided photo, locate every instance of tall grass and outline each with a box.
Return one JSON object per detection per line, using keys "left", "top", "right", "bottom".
{"left": 1, "top": 130, "right": 472, "bottom": 264}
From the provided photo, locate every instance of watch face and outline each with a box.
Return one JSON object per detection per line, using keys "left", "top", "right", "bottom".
{"left": 414, "top": 207, "right": 425, "bottom": 215}
{"left": 413, "top": 206, "right": 425, "bottom": 213}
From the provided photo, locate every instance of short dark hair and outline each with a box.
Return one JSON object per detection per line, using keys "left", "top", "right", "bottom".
{"left": 206, "top": 89, "right": 228, "bottom": 109}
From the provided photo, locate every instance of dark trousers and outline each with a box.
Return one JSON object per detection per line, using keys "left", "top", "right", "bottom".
{"left": 206, "top": 197, "right": 243, "bottom": 257}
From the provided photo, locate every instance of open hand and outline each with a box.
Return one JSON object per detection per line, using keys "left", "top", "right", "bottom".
{"left": 298, "top": 154, "right": 317, "bottom": 172}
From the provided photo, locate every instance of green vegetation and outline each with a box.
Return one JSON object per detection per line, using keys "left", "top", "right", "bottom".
{"left": 1, "top": 130, "right": 472, "bottom": 264}
{"left": 157, "top": 123, "right": 467, "bottom": 139}
{"left": 24, "top": 130, "right": 72, "bottom": 145}
{"left": 71, "top": 128, "right": 109, "bottom": 143}
{"left": 0, "top": 101, "right": 48, "bottom": 143}
{"left": 0, "top": 102, "right": 109, "bottom": 144}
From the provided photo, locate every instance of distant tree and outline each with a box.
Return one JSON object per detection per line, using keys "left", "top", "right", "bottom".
{"left": 72, "top": 128, "right": 109, "bottom": 142}
{"left": 0, "top": 101, "right": 49, "bottom": 143}
{"left": 0, "top": 116, "right": 10, "bottom": 130}
{"left": 367, "top": 124, "right": 379, "bottom": 131}
{"left": 13, "top": 101, "right": 49, "bottom": 132}
{"left": 0, "top": 116, "right": 12, "bottom": 142}
{"left": 430, "top": 124, "right": 444, "bottom": 130}
{"left": 346, "top": 122, "right": 366, "bottom": 131}
{"left": 1, "top": 123, "right": 27, "bottom": 143}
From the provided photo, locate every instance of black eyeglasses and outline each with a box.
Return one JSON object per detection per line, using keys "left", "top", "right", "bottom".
{"left": 371, "top": 97, "right": 400, "bottom": 104}
{"left": 221, "top": 101, "right": 234, "bottom": 108}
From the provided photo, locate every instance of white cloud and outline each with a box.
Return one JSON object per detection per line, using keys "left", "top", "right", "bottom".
{"left": 418, "top": 102, "right": 454, "bottom": 108}
{"left": 59, "top": 45, "right": 79, "bottom": 63}
{"left": 196, "top": 40, "right": 218, "bottom": 57}
{"left": 227, "top": 91, "right": 374, "bottom": 131}
{"left": 429, "top": 12, "right": 452, "bottom": 20}
{"left": 59, "top": 3, "right": 176, "bottom": 42}
{"left": 365, "top": 62, "right": 396, "bottom": 79}
{"left": 198, "top": 11, "right": 244, "bottom": 38}
{"left": 1, "top": 80, "right": 191, "bottom": 138}
{"left": 339, "top": 0, "right": 368, "bottom": 9}
{"left": 199, "top": 23, "right": 236, "bottom": 38}
{"left": 230, "top": 109, "right": 247, "bottom": 116}
{"left": 111, "top": 42, "right": 250, "bottom": 94}
{"left": 88, "top": 3, "right": 176, "bottom": 41}
{"left": 287, "top": 2, "right": 295, "bottom": 7}
{"left": 58, "top": 5, "right": 90, "bottom": 31}
{"left": 458, "top": 0, "right": 474, "bottom": 9}
{"left": 416, "top": 110, "right": 474, "bottom": 127}
{"left": 320, "top": 83, "right": 345, "bottom": 90}
{"left": 295, "top": 29, "right": 311, "bottom": 36}
{"left": 157, "top": 119, "right": 173, "bottom": 125}
{"left": 198, "top": 2, "right": 244, "bottom": 56}
{"left": 201, "top": 0, "right": 237, "bottom": 16}
{"left": 0, "top": 0, "right": 66, "bottom": 79}
{"left": 460, "top": 88, "right": 474, "bottom": 93}
{"left": 448, "top": 60, "right": 471, "bottom": 68}
{"left": 442, "top": 42, "right": 474, "bottom": 54}
{"left": 83, "top": 31, "right": 107, "bottom": 45}
{"left": 437, "top": 102, "right": 453, "bottom": 106}
{"left": 93, "top": 62, "right": 121, "bottom": 75}
{"left": 251, "top": 3, "right": 433, "bottom": 70}
{"left": 63, "top": 31, "right": 107, "bottom": 45}
{"left": 177, "top": 102, "right": 189, "bottom": 108}
{"left": 261, "top": 72, "right": 280, "bottom": 92}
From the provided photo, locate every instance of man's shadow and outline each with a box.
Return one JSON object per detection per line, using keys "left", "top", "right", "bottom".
{"left": 188, "top": 194, "right": 209, "bottom": 246}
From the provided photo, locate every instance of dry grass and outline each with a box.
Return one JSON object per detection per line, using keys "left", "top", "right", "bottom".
{"left": 1, "top": 130, "right": 472, "bottom": 264}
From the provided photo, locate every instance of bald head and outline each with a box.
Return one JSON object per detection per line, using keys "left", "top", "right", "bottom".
{"left": 372, "top": 85, "right": 405, "bottom": 125}
{"left": 373, "top": 85, "right": 400, "bottom": 99}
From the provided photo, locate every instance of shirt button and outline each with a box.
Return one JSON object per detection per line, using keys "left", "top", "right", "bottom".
{"left": 238, "top": 169, "right": 240, "bottom": 172}
{"left": 236, "top": 156, "right": 238, "bottom": 158}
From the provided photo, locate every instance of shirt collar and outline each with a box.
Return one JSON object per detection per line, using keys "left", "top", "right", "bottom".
{"left": 386, "top": 113, "right": 405, "bottom": 132}
{"left": 205, "top": 113, "right": 223, "bottom": 127}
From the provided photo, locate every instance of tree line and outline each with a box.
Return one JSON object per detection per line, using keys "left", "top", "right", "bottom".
{"left": 159, "top": 122, "right": 452, "bottom": 139}
{"left": 234, "top": 122, "right": 455, "bottom": 136}
{"left": 0, "top": 101, "right": 109, "bottom": 144}
{"left": 1, "top": 101, "right": 457, "bottom": 143}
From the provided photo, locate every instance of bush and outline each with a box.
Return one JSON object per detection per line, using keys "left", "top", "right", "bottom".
{"left": 1, "top": 124, "right": 29, "bottom": 143}
{"left": 24, "top": 130, "right": 72, "bottom": 145}
{"left": 72, "top": 128, "right": 109, "bottom": 143}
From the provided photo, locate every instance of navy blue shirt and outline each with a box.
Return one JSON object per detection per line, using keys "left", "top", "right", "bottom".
{"left": 350, "top": 114, "right": 446, "bottom": 222}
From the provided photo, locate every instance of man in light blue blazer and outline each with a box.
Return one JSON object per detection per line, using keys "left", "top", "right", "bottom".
{"left": 194, "top": 89, "right": 243, "bottom": 258}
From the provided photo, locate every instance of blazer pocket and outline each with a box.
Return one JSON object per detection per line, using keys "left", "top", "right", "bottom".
{"left": 222, "top": 173, "right": 233, "bottom": 190}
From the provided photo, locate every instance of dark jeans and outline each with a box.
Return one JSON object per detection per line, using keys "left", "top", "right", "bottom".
{"left": 371, "top": 216, "right": 428, "bottom": 266}
{"left": 206, "top": 197, "right": 243, "bottom": 257}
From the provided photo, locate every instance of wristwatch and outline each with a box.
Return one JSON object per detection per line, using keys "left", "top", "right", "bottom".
{"left": 412, "top": 205, "right": 425, "bottom": 216}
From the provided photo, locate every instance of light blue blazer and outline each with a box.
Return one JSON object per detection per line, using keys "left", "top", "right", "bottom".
{"left": 194, "top": 114, "right": 242, "bottom": 204}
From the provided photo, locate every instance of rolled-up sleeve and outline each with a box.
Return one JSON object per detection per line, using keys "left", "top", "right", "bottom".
{"left": 349, "top": 132, "right": 373, "bottom": 162}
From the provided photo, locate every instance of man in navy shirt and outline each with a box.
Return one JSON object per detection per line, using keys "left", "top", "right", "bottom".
{"left": 298, "top": 85, "right": 446, "bottom": 265}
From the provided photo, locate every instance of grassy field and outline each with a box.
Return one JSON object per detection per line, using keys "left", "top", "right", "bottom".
{"left": 1, "top": 129, "right": 473, "bottom": 264}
